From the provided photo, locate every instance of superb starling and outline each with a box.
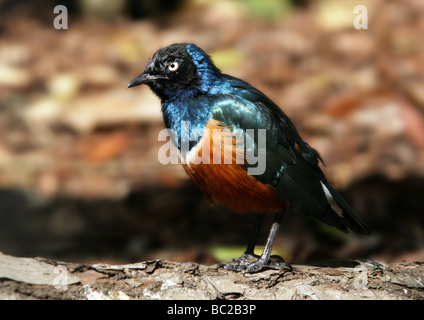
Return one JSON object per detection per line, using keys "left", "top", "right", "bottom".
{"left": 127, "top": 43, "right": 370, "bottom": 273}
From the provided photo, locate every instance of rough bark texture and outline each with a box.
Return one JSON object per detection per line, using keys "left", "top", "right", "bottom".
{"left": 0, "top": 252, "right": 423, "bottom": 300}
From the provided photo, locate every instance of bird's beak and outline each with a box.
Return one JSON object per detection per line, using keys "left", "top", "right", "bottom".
{"left": 126, "top": 71, "right": 167, "bottom": 88}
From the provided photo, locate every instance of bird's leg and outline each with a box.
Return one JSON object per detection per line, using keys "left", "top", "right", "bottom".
{"left": 221, "top": 209, "right": 292, "bottom": 273}
{"left": 244, "top": 209, "right": 292, "bottom": 273}
{"left": 220, "top": 213, "right": 264, "bottom": 271}
{"left": 234, "top": 213, "right": 264, "bottom": 264}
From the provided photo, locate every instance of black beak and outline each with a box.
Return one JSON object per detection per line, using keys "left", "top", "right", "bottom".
{"left": 126, "top": 72, "right": 167, "bottom": 88}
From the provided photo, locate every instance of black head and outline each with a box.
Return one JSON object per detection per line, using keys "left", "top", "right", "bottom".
{"left": 127, "top": 43, "right": 200, "bottom": 100}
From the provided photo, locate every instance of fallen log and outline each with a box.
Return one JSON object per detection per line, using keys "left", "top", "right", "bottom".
{"left": 0, "top": 251, "right": 423, "bottom": 300}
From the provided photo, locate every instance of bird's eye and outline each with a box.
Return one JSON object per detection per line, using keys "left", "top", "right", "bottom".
{"left": 168, "top": 61, "right": 179, "bottom": 72}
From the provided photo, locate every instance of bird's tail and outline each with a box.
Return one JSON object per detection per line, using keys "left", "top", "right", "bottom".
{"left": 320, "top": 179, "right": 371, "bottom": 235}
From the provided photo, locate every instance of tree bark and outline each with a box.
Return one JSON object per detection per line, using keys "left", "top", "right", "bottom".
{"left": 0, "top": 251, "right": 423, "bottom": 300}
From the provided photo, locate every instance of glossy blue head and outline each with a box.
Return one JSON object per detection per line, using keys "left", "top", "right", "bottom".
{"left": 127, "top": 43, "right": 220, "bottom": 100}
{"left": 128, "top": 43, "right": 222, "bottom": 149}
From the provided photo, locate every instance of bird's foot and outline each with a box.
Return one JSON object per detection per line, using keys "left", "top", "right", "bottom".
{"left": 219, "top": 252, "right": 259, "bottom": 272}
{"left": 242, "top": 255, "right": 292, "bottom": 273}
{"left": 219, "top": 253, "right": 292, "bottom": 273}
{"left": 268, "top": 254, "right": 293, "bottom": 271}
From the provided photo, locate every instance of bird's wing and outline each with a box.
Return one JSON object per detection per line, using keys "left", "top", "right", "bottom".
{"left": 208, "top": 79, "right": 370, "bottom": 234}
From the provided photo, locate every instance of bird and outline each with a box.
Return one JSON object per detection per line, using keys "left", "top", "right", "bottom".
{"left": 127, "top": 43, "right": 370, "bottom": 273}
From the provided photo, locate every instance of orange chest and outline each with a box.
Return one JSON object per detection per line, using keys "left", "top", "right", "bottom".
{"left": 182, "top": 120, "right": 284, "bottom": 214}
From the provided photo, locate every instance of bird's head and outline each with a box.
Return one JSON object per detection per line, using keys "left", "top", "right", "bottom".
{"left": 127, "top": 43, "right": 220, "bottom": 100}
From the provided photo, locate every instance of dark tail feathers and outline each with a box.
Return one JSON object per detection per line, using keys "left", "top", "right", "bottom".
{"left": 320, "top": 180, "right": 371, "bottom": 235}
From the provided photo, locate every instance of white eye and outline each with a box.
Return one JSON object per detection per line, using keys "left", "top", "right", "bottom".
{"left": 168, "top": 61, "right": 179, "bottom": 72}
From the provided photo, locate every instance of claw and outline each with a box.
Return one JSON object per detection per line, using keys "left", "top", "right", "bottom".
{"left": 219, "top": 252, "right": 259, "bottom": 271}
{"left": 219, "top": 253, "right": 292, "bottom": 273}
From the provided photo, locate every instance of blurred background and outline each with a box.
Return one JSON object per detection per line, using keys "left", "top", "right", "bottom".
{"left": 0, "top": 0, "right": 423, "bottom": 266}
